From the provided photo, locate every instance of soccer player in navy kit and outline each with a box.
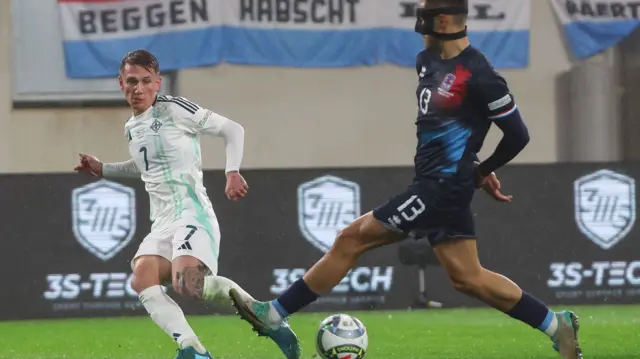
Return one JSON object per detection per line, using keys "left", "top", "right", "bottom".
{"left": 229, "top": 1, "right": 583, "bottom": 358}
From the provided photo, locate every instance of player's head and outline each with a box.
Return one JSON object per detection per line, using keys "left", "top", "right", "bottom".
{"left": 119, "top": 50, "right": 162, "bottom": 115}
{"left": 415, "top": 0, "right": 468, "bottom": 48}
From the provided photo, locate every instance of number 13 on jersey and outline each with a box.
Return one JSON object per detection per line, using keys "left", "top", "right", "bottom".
{"left": 419, "top": 88, "right": 432, "bottom": 115}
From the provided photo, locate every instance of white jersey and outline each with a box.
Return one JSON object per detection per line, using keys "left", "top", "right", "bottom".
{"left": 124, "top": 95, "right": 228, "bottom": 230}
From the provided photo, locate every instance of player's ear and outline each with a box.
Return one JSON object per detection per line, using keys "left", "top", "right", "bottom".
{"left": 118, "top": 75, "right": 124, "bottom": 92}
{"left": 156, "top": 74, "right": 162, "bottom": 91}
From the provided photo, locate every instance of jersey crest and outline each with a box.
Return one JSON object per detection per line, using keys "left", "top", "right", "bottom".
{"left": 150, "top": 119, "right": 163, "bottom": 133}
{"left": 297, "top": 175, "right": 360, "bottom": 253}
{"left": 574, "top": 169, "right": 636, "bottom": 250}
{"left": 440, "top": 73, "right": 456, "bottom": 92}
{"left": 71, "top": 180, "right": 137, "bottom": 261}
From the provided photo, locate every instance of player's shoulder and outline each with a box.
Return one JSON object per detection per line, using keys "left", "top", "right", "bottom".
{"left": 416, "top": 49, "right": 428, "bottom": 64}
{"left": 155, "top": 94, "right": 203, "bottom": 117}
{"left": 124, "top": 114, "right": 136, "bottom": 130}
{"left": 463, "top": 47, "right": 504, "bottom": 80}
{"left": 415, "top": 49, "right": 431, "bottom": 73}
{"left": 462, "top": 47, "right": 494, "bottom": 73}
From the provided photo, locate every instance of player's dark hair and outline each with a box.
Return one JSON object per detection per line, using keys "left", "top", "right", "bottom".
{"left": 120, "top": 50, "right": 160, "bottom": 74}
{"left": 424, "top": 0, "right": 468, "bottom": 25}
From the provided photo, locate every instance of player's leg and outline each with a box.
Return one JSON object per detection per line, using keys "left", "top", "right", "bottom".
{"left": 168, "top": 221, "right": 262, "bottom": 356}
{"left": 430, "top": 211, "right": 582, "bottom": 359}
{"left": 229, "top": 189, "right": 407, "bottom": 359}
{"left": 171, "top": 255, "right": 253, "bottom": 307}
{"left": 237, "top": 183, "right": 416, "bottom": 319}
{"left": 130, "top": 233, "right": 211, "bottom": 359}
{"left": 271, "top": 211, "right": 404, "bottom": 315}
{"left": 169, "top": 221, "right": 253, "bottom": 306}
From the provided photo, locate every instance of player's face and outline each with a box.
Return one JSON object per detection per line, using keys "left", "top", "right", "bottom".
{"left": 119, "top": 64, "right": 162, "bottom": 114}
{"left": 419, "top": 0, "right": 461, "bottom": 50}
{"left": 417, "top": 0, "right": 434, "bottom": 48}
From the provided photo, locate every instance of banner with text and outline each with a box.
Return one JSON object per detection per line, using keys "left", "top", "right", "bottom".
{"left": 3, "top": 162, "right": 639, "bottom": 320}
{"left": 550, "top": 0, "right": 640, "bottom": 59}
{"left": 57, "top": 0, "right": 531, "bottom": 78}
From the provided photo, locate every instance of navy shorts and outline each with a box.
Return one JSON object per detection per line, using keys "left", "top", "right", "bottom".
{"left": 372, "top": 177, "right": 476, "bottom": 246}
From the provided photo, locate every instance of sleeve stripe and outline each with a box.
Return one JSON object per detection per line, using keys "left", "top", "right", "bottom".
{"left": 157, "top": 96, "right": 200, "bottom": 114}
{"left": 167, "top": 99, "right": 196, "bottom": 114}
{"left": 173, "top": 98, "right": 199, "bottom": 114}
{"left": 488, "top": 104, "right": 518, "bottom": 120}
{"left": 175, "top": 97, "right": 200, "bottom": 110}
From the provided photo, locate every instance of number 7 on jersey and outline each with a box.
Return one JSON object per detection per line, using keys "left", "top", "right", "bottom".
{"left": 140, "top": 146, "right": 150, "bottom": 171}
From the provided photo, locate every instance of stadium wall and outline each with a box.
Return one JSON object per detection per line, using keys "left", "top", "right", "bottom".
{"left": 3, "top": 163, "right": 639, "bottom": 320}
{"left": 0, "top": 0, "right": 571, "bottom": 174}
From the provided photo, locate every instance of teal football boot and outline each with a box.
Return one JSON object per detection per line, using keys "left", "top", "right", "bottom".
{"left": 174, "top": 346, "right": 214, "bottom": 359}
{"left": 551, "top": 311, "right": 584, "bottom": 359}
{"left": 229, "top": 288, "right": 301, "bottom": 359}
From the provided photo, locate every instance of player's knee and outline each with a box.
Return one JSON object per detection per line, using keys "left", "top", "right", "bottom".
{"left": 449, "top": 275, "right": 479, "bottom": 295}
{"left": 131, "top": 273, "right": 150, "bottom": 294}
{"left": 448, "top": 269, "right": 484, "bottom": 295}
{"left": 331, "top": 225, "right": 367, "bottom": 257}
{"left": 331, "top": 215, "right": 394, "bottom": 257}
{"left": 173, "top": 265, "right": 207, "bottom": 299}
{"left": 131, "top": 271, "right": 168, "bottom": 294}
{"left": 131, "top": 258, "right": 170, "bottom": 294}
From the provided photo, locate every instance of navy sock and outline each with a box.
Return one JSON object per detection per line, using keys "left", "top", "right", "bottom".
{"left": 272, "top": 279, "right": 319, "bottom": 318}
{"left": 507, "top": 291, "right": 555, "bottom": 334}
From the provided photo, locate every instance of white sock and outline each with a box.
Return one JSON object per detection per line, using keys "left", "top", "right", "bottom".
{"left": 268, "top": 303, "right": 285, "bottom": 324}
{"left": 545, "top": 314, "right": 559, "bottom": 337}
{"left": 139, "top": 285, "right": 207, "bottom": 354}
{"left": 537, "top": 310, "right": 560, "bottom": 337}
{"left": 202, "top": 275, "right": 254, "bottom": 306}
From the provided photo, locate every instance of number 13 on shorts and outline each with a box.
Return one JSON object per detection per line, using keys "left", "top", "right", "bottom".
{"left": 389, "top": 194, "right": 427, "bottom": 227}
{"left": 398, "top": 195, "right": 426, "bottom": 221}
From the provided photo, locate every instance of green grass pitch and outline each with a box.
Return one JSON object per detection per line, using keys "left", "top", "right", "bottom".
{"left": 1, "top": 305, "right": 638, "bottom": 359}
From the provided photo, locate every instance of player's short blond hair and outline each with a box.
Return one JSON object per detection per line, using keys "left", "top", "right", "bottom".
{"left": 120, "top": 50, "right": 160, "bottom": 74}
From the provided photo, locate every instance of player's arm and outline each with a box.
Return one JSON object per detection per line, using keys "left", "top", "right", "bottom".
{"left": 178, "top": 101, "right": 245, "bottom": 175}
{"left": 103, "top": 159, "right": 140, "bottom": 179}
{"left": 474, "top": 71, "right": 530, "bottom": 177}
{"left": 197, "top": 109, "right": 244, "bottom": 174}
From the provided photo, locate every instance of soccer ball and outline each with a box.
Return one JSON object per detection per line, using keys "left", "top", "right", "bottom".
{"left": 315, "top": 313, "right": 368, "bottom": 359}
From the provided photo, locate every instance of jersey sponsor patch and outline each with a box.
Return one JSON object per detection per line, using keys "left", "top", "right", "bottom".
{"left": 488, "top": 93, "right": 512, "bottom": 111}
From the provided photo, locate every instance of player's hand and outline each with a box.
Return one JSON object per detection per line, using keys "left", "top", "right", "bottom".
{"left": 225, "top": 171, "right": 248, "bottom": 201}
{"left": 479, "top": 172, "right": 512, "bottom": 203}
{"left": 74, "top": 153, "right": 103, "bottom": 178}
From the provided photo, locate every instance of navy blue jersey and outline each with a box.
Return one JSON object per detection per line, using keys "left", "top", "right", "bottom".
{"left": 413, "top": 46, "right": 517, "bottom": 181}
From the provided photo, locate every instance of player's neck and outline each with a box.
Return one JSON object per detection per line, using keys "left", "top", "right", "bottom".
{"left": 132, "top": 104, "right": 152, "bottom": 116}
{"left": 438, "top": 38, "right": 470, "bottom": 60}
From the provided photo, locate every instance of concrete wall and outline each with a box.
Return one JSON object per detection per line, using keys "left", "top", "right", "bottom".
{"left": 0, "top": 0, "right": 10, "bottom": 171}
{"left": 0, "top": 0, "right": 572, "bottom": 174}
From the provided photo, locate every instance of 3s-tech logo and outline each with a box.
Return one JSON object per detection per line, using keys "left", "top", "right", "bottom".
{"left": 44, "top": 273, "right": 138, "bottom": 300}
{"left": 297, "top": 175, "right": 360, "bottom": 253}
{"left": 548, "top": 261, "right": 640, "bottom": 288}
{"left": 72, "top": 180, "right": 136, "bottom": 261}
{"left": 271, "top": 267, "right": 394, "bottom": 296}
{"left": 574, "top": 169, "right": 636, "bottom": 250}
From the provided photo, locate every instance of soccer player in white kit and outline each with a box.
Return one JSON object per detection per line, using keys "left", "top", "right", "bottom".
{"left": 74, "top": 50, "right": 254, "bottom": 359}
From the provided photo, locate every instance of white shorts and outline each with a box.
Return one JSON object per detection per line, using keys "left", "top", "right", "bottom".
{"left": 132, "top": 218, "right": 221, "bottom": 275}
